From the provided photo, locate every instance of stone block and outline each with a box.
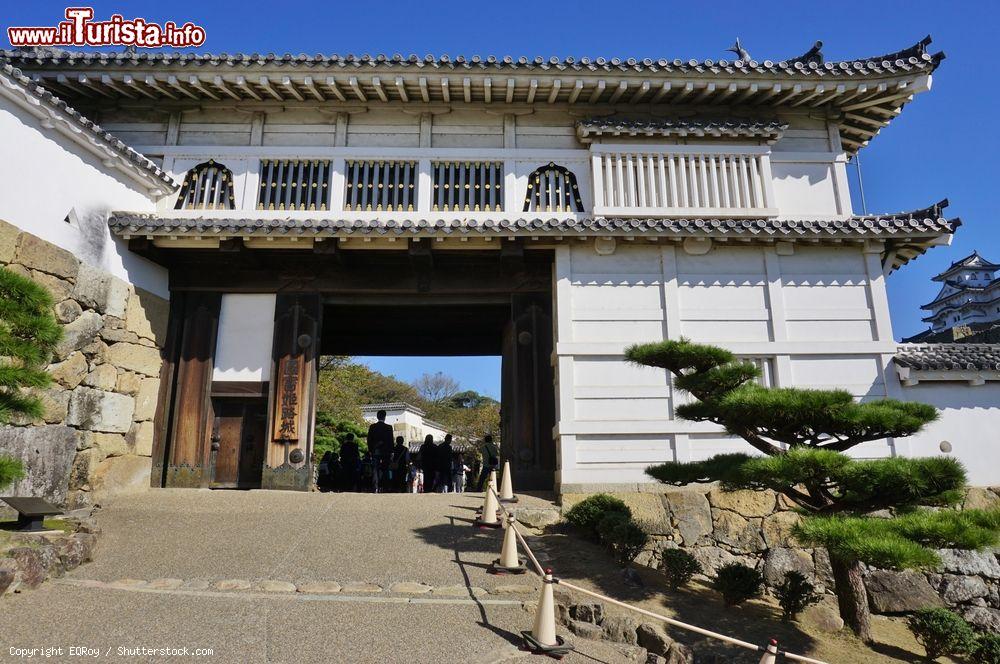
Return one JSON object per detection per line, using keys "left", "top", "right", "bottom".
{"left": 707, "top": 488, "right": 776, "bottom": 518}
{"left": 762, "top": 510, "right": 802, "bottom": 548}
{"left": 54, "top": 299, "right": 83, "bottom": 324}
{"left": 93, "top": 432, "right": 129, "bottom": 457}
{"left": 92, "top": 455, "right": 151, "bottom": 503}
{"left": 296, "top": 581, "right": 342, "bottom": 594}
{"left": 618, "top": 493, "right": 671, "bottom": 534}
{"left": 49, "top": 351, "right": 89, "bottom": 389}
{"left": 81, "top": 339, "right": 110, "bottom": 364}
{"left": 126, "top": 287, "right": 169, "bottom": 345}
{"left": 108, "top": 342, "right": 162, "bottom": 377}
{"left": 39, "top": 387, "right": 70, "bottom": 423}
{"left": 55, "top": 311, "right": 103, "bottom": 360}
{"left": 963, "top": 487, "right": 1000, "bottom": 511}
{"left": 866, "top": 569, "right": 944, "bottom": 614}
{"left": 133, "top": 378, "right": 160, "bottom": 421}
{"left": 388, "top": 581, "right": 432, "bottom": 594}
{"left": 30, "top": 270, "right": 73, "bottom": 302}
{"left": 0, "top": 559, "right": 17, "bottom": 596}
{"left": 14, "top": 233, "right": 78, "bottom": 280}
{"left": 1, "top": 424, "right": 80, "bottom": 504}
{"left": 712, "top": 510, "right": 766, "bottom": 551}
{"left": 83, "top": 364, "right": 119, "bottom": 391}
{"left": 665, "top": 643, "right": 694, "bottom": 664}
{"left": 69, "top": 447, "right": 106, "bottom": 490}
{"left": 813, "top": 548, "right": 834, "bottom": 587}
{"left": 213, "top": 579, "right": 251, "bottom": 591}
{"left": 601, "top": 614, "right": 639, "bottom": 645}
{"left": 55, "top": 536, "right": 88, "bottom": 570}
{"left": 116, "top": 371, "right": 142, "bottom": 396}
{"left": 67, "top": 387, "right": 135, "bottom": 433}
{"left": 637, "top": 623, "right": 674, "bottom": 657}
{"left": 937, "top": 549, "right": 1000, "bottom": 579}
{"left": 8, "top": 545, "right": 61, "bottom": 589}
{"left": 100, "top": 327, "right": 141, "bottom": 344}
{"left": 662, "top": 490, "right": 712, "bottom": 546}
{"left": 514, "top": 507, "right": 561, "bottom": 529}
{"left": 689, "top": 546, "right": 741, "bottom": 577}
{"left": 567, "top": 620, "right": 603, "bottom": 640}
{"left": 0, "top": 218, "right": 20, "bottom": 263}
{"left": 258, "top": 580, "right": 297, "bottom": 593}
{"left": 961, "top": 606, "right": 1000, "bottom": 632}
{"left": 73, "top": 263, "right": 130, "bottom": 317}
{"left": 761, "top": 547, "right": 814, "bottom": 586}
{"left": 803, "top": 602, "right": 845, "bottom": 633}
{"left": 569, "top": 602, "right": 604, "bottom": 624}
{"left": 127, "top": 421, "right": 155, "bottom": 456}
{"left": 937, "top": 574, "right": 989, "bottom": 604}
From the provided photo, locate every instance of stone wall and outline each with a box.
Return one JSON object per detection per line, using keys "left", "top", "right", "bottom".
{"left": 0, "top": 219, "right": 167, "bottom": 509}
{"left": 562, "top": 486, "right": 1000, "bottom": 633}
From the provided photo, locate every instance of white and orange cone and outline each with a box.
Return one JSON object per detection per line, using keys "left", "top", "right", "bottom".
{"left": 521, "top": 569, "right": 572, "bottom": 655}
{"left": 473, "top": 474, "right": 501, "bottom": 528}
{"left": 489, "top": 513, "right": 527, "bottom": 574}
{"left": 499, "top": 460, "right": 518, "bottom": 503}
{"left": 759, "top": 639, "right": 778, "bottom": 664}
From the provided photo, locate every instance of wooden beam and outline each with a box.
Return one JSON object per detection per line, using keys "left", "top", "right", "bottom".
{"left": 371, "top": 76, "right": 388, "bottom": 102}
{"left": 418, "top": 77, "right": 429, "bottom": 103}
{"left": 441, "top": 77, "right": 450, "bottom": 102}
{"left": 100, "top": 75, "right": 137, "bottom": 99}
{"left": 790, "top": 84, "right": 826, "bottom": 107}
{"left": 547, "top": 79, "right": 562, "bottom": 103}
{"left": 672, "top": 81, "right": 695, "bottom": 103}
{"left": 281, "top": 76, "right": 304, "bottom": 101}
{"left": 234, "top": 76, "right": 262, "bottom": 100}
{"left": 588, "top": 79, "right": 607, "bottom": 103}
{"left": 78, "top": 74, "right": 114, "bottom": 98}
{"left": 348, "top": 77, "right": 367, "bottom": 102}
{"left": 690, "top": 82, "right": 717, "bottom": 104}
{"left": 568, "top": 79, "right": 584, "bottom": 104}
{"left": 505, "top": 78, "right": 515, "bottom": 103}
{"left": 302, "top": 76, "right": 325, "bottom": 101}
{"left": 462, "top": 77, "right": 471, "bottom": 103}
{"left": 651, "top": 81, "right": 672, "bottom": 103}
{"left": 484, "top": 77, "right": 492, "bottom": 103}
{"left": 607, "top": 80, "right": 628, "bottom": 103}
{"left": 526, "top": 79, "right": 538, "bottom": 104}
{"left": 630, "top": 80, "right": 651, "bottom": 103}
{"left": 123, "top": 74, "right": 157, "bottom": 99}
{"left": 167, "top": 75, "right": 199, "bottom": 100}
{"left": 324, "top": 77, "right": 347, "bottom": 102}
{"left": 732, "top": 83, "right": 758, "bottom": 103}
{"left": 213, "top": 76, "right": 241, "bottom": 100}
{"left": 187, "top": 75, "right": 221, "bottom": 101}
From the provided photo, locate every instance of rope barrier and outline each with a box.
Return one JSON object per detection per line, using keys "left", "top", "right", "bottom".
{"left": 486, "top": 487, "right": 829, "bottom": 664}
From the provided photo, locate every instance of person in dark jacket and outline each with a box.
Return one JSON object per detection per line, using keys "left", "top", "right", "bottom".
{"left": 418, "top": 434, "right": 437, "bottom": 492}
{"left": 339, "top": 433, "right": 361, "bottom": 492}
{"left": 366, "top": 410, "right": 395, "bottom": 493}
{"left": 476, "top": 434, "right": 500, "bottom": 491}
{"left": 389, "top": 436, "right": 409, "bottom": 492}
{"left": 436, "top": 434, "right": 454, "bottom": 492}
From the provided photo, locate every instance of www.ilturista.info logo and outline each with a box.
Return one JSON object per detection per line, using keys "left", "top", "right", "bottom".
{"left": 7, "top": 7, "right": 206, "bottom": 48}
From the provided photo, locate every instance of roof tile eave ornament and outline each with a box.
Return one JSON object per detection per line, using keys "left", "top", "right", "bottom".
{"left": 575, "top": 118, "right": 788, "bottom": 144}
{"left": 0, "top": 61, "right": 177, "bottom": 192}
{"left": 894, "top": 342, "right": 1000, "bottom": 373}
{"left": 1, "top": 36, "right": 945, "bottom": 79}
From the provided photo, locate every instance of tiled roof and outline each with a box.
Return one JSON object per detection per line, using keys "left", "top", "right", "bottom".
{"left": 1, "top": 38, "right": 943, "bottom": 77}
{"left": 108, "top": 206, "right": 960, "bottom": 240}
{"left": 894, "top": 344, "right": 1000, "bottom": 372}
{"left": 576, "top": 118, "right": 787, "bottom": 142}
{"left": 361, "top": 402, "right": 425, "bottom": 416}
{"left": 0, "top": 62, "right": 175, "bottom": 189}
{"left": 932, "top": 251, "right": 1000, "bottom": 281}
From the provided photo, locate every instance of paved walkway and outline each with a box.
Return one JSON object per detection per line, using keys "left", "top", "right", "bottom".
{"left": 0, "top": 489, "right": 635, "bottom": 663}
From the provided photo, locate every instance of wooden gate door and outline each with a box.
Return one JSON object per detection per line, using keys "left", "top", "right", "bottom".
{"left": 210, "top": 398, "right": 267, "bottom": 489}
{"left": 501, "top": 293, "right": 556, "bottom": 489}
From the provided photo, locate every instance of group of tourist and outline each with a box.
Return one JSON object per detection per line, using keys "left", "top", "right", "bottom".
{"left": 315, "top": 410, "right": 501, "bottom": 494}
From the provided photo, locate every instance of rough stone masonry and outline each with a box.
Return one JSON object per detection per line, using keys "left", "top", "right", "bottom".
{"left": 0, "top": 219, "right": 167, "bottom": 510}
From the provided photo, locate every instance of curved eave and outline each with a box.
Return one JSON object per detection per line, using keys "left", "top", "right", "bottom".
{"left": 3, "top": 38, "right": 944, "bottom": 155}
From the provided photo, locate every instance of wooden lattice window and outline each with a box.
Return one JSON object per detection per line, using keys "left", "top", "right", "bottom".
{"left": 344, "top": 160, "right": 417, "bottom": 211}
{"left": 257, "top": 160, "right": 331, "bottom": 211}
{"left": 174, "top": 160, "right": 235, "bottom": 210}
{"left": 432, "top": 161, "right": 503, "bottom": 212}
{"left": 523, "top": 163, "right": 584, "bottom": 213}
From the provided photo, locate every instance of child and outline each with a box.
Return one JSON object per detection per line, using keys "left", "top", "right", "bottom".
{"left": 452, "top": 452, "right": 470, "bottom": 494}
{"left": 408, "top": 462, "right": 421, "bottom": 494}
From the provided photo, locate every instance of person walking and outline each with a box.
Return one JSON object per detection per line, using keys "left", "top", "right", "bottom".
{"left": 436, "top": 434, "right": 454, "bottom": 492}
{"left": 317, "top": 451, "right": 334, "bottom": 492}
{"left": 339, "top": 433, "right": 361, "bottom": 492}
{"left": 476, "top": 434, "right": 500, "bottom": 491}
{"left": 418, "top": 434, "right": 437, "bottom": 493}
{"left": 452, "top": 452, "right": 470, "bottom": 493}
{"left": 366, "top": 410, "right": 394, "bottom": 493}
{"left": 389, "top": 436, "right": 409, "bottom": 492}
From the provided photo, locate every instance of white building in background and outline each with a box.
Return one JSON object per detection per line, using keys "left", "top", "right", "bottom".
{"left": 919, "top": 252, "right": 1000, "bottom": 333}
{"left": 3, "top": 34, "right": 999, "bottom": 495}
{"left": 361, "top": 403, "right": 447, "bottom": 447}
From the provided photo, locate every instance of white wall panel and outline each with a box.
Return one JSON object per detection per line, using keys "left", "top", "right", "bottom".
{"left": 771, "top": 162, "right": 839, "bottom": 216}
{"left": 786, "top": 320, "right": 874, "bottom": 342}
{"left": 213, "top": 294, "right": 277, "bottom": 382}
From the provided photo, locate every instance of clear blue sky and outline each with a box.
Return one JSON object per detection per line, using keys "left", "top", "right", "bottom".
{"left": 6, "top": 1, "right": 998, "bottom": 396}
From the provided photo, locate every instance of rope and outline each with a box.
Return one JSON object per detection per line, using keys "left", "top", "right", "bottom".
{"left": 485, "top": 486, "right": 829, "bottom": 664}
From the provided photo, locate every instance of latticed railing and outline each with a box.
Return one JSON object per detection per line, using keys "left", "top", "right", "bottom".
{"left": 257, "top": 159, "right": 331, "bottom": 211}
{"left": 344, "top": 160, "right": 417, "bottom": 211}
{"left": 432, "top": 161, "right": 504, "bottom": 212}
{"left": 591, "top": 146, "right": 776, "bottom": 217}
{"left": 175, "top": 160, "right": 235, "bottom": 210}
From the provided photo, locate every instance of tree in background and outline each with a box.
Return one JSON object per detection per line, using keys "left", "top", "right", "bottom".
{"left": 626, "top": 338, "right": 1000, "bottom": 643}
{"left": 0, "top": 266, "right": 62, "bottom": 489}
{"left": 412, "top": 371, "right": 460, "bottom": 403}
{"left": 312, "top": 412, "right": 368, "bottom": 462}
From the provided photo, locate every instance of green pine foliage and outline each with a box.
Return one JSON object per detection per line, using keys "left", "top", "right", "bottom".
{"left": 564, "top": 494, "right": 632, "bottom": 540}
{"left": 905, "top": 608, "right": 976, "bottom": 661}
{"left": 596, "top": 511, "right": 648, "bottom": 566}
{"left": 659, "top": 548, "right": 702, "bottom": 591}
{"left": 971, "top": 633, "right": 1000, "bottom": 664}
{"left": 0, "top": 455, "right": 25, "bottom": 491}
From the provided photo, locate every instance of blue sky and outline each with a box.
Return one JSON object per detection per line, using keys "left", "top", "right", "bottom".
{"left": 5, "top": 1, "right": 998, "bottom": 397}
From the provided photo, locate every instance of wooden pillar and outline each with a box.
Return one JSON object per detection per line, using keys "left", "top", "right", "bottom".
{"left": 261, "top": 292, "right": 321, "bottom": 491}
{"left": 163, "top": 292, "right": 222, "bottom": 488}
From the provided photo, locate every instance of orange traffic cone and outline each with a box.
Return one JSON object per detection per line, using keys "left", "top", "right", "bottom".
{"left": 521, "top": 570, "right": 572, "bottom": 656}
{"left": 499, "top": 460, "right": 517, "bottom": 503}
{"left": 473, "top": 474, "right": 501, "bottom": 529}
{"left": 759, "top": 639, "right": 778, "bottom": 664}
{"left": 489, "top": 513, "right": 527, "bottom": 574}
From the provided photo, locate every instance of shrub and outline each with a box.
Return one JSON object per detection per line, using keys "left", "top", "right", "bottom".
{"left": 596, "top": 512, "right": 648, "bottom": 566}
{"left": 905, "top": 608, "right": 976, "bottom": 661}
{"left": 564, "top": 494, "right": 632, "bottom": 540}
{"left": 971, "top": 633, "right": 1000, "bottom": 664}
{"left": 713, "top": 563, "right": 763, "bottom": 607}
{"left": 660, "top": 548, "right": 701, "bottom": 591}
{"left": 774, "top": 570, "right": 820, "bottom": 621}
{"left": 0, "top": 455, "right": 24, "bottom": 491}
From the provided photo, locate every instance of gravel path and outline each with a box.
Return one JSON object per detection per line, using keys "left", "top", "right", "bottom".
{"left": 0, "top": 489, "right": 636, "bottom": 663}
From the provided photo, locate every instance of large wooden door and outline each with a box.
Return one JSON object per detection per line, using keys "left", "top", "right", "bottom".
{"left": 210, "top": 398, "right": 267, "bottom": 489}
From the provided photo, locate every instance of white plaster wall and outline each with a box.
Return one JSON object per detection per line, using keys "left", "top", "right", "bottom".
{"left": 554, "top": 242, "right": 897, "bottom": 488}
{"left": 0, "top": 99, "right": 167, "bottom": 296}
{"left": 212, "top": 294, "right": 276, "bottom": 382}
{"left": 897, "top": 382, "right": 1000, "bottom": 486}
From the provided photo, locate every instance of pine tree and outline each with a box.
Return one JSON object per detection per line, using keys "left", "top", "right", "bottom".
{"left": 626, "top": 339, "right": 1000, "bottom": 643}
{"left": 0, "top": 265, "right": 62, "bottom": 490}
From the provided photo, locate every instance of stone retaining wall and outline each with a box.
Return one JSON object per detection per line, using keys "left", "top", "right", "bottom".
{"left": 0, "top": 219, "right": 167, "bottom": 509}
{"left": 562, "top": 485, "right": 1000, "bottom": 633}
